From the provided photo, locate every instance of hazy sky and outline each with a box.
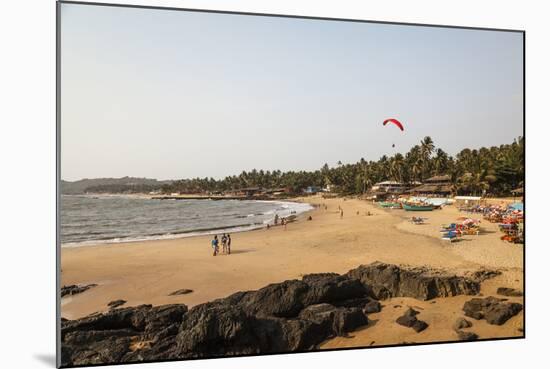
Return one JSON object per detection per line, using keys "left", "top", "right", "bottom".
{"left": 61, "top": 3, "right": 523, "bottom": 181}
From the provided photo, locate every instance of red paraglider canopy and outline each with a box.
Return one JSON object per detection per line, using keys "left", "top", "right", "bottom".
{"left": 383, "top": 118, "right": 404, "bottom": 131}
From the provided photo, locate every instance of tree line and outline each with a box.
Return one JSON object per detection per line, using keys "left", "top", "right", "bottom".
{"left": 160, "top": 136, "right": 524, "bottom": 197}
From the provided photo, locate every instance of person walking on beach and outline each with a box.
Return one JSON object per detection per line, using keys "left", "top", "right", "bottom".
{"left": 340, "top": 209, "right": 344, "bottom": 219}
{"left": 221, "top": 233, "right": 228, "bottom": 254}
{"left": 274, "top": 214, "right": 279, "bottom": 226}
{"left": 211, "top": 235, "right": 219, "bottom": 256}
{"left": 227, "top": 234, "right": 231, "bottom": 254}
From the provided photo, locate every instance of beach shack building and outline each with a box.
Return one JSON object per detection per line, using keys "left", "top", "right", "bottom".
{"left": 408, "top": 175, "right": 452, "bottom": 196}
{"left": 454, "top": 195, "right": 482, "bottom": 208}
{"left": 365, "top": 180, "right": 413, "bottom": 200}
{"left": 226, "top": 187, "right": 263, "bottom": 198}
{"left": 265, "top": 187, "right": 291, "bottom": 196}
{"left": 303, "top": 186, "right": 322, "bottom": 195}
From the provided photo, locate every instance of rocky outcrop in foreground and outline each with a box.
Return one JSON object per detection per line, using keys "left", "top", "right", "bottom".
{"left": 61, "top": 262, "right": 487, "bottom": 366}
{"left": 463, "top": 297, "right": 523, "bottom": 325}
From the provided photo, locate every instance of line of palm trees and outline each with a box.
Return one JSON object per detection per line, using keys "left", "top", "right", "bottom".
{"left": 162, "top": 136, "right": 524, "bottom": 197}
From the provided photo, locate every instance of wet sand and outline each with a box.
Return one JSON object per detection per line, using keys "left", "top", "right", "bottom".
{"left": 60, "top": 195, "right": 523, "bottom": 345}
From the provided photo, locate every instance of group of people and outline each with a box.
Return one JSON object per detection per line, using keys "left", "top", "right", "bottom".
{"left": 211, "top": 233, "right": 231, "bottom": 256}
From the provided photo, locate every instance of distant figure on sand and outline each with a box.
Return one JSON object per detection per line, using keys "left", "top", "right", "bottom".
{"left": 340, "top": 209, "right": 344, "bottom": 219}
{"left": 221, "top": 233, "right": 228, "bottom": 253}
{"left": 211, "top": 235, "right": 219, "bottom": 256}
{"left": 274, "top": 214, "right": 279, "bottom": 225}
{"left": 282, "top": 218, "right": 287, "bottom": 230}
{"left": 227, "top": 234, "right": 231, "bottom": 254}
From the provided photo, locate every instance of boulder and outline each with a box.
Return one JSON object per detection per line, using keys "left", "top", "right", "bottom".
{"left": 496, "top": 287, "right": 523, "bottom": 297}
{"left": 61, "top": 304, "right": 188, "bottom": 365}
{"left": 346, "top": 262, "right": 481, "bottom": 300}
{"left": 61, "top": 283, "right": 97, "bottom": 298}
{"left": 234, "top": 280, "right": 309, "bottom": 318}
{"left": 463, "top": 297, "right": 523, "bottom": 325}
{"left": 332, "top": 307, "right": 369, "bottom": 336}
{"left": 363, "top": 300, "right": 382, "bottom": 314}
{"left": 300, "top": 273, "right": 369, "bottom": 306}
{"left": 169, "top": 289, "right": 194, "bottom": 296}
{"left": 453, "top": 317, "right": 472, "bottom": 331}
{"left": 456, "top": 330, "right": 478, "bottom": 341}
{"left": 396, "top": 308, "right": 428, "bottom": 333}
{"left": 108, "top": 300, "right": 127, "bottom": 309}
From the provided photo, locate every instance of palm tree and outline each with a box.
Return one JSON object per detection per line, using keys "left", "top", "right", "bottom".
{"left": 420, "top": 136, "right": 435, "bottom": 179}
{"left": 389, "top": 154, "right": 405, "bottom": 183}
{"left": 433, "top": 148, "right": 449, "bottom": 175}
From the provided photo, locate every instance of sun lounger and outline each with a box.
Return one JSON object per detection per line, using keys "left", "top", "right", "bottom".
{"left": 411, "top": 217, "right": 426, "bottom": 225}
{"left": 441, "top": 231, "right": 459, "bottom": 242}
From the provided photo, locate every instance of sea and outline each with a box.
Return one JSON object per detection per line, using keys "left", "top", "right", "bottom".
{"left": 60, "top": 195, "right": 313, "bottom": 247}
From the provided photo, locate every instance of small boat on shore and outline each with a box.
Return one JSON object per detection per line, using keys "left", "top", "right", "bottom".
{"left": 378, "top": 201, "right": 401, "bottom": 208}
{"left": 403, "top": 203, "right": 434, "bottom": 211}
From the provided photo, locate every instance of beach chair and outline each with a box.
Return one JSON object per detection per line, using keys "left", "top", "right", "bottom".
{"left": 441, "top": 231, "right": 459, "bottom": 242}
{"left": 461, "top": 226, "right": 480, "bottom": 236}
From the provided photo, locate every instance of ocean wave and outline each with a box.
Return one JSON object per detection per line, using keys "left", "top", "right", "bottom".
{"left": 61, "top": 222, "right": 267, "bottom": 248}
{"left": 61, "top": 199, "right": 313, "bottom": 248}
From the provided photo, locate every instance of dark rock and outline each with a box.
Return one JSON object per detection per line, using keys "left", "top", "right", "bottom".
{"left": 456, "top": 330, "right": 478, "bottom": 341}
{"left": 169, "top": 289, "right": 193, "bottom": 296}
{"left": 234, "top": 279, "right": 309, "bottom": 318}
{"left": 396, "top": 308, "right": 419, "bottom": 327}
{"left": 298, "top": 303, "right": 337, "bottom": 327}
{"left": 108, "top": 300, "right": 127, "bottom": 309}
{"left": 453, "top": 317, "right": 472, "bottom": 331}
{"left": 61, "top": 283, "right": 97, "bottom": 298}
{"left": 412, "top": 320, "right": 429, "bottom": 333}
{"left": 300, "top": 273, "right": 368, "bottom": 306}
{"left": 298, "top": 303, "right": 368, "bottom": 336}
{"left": 174, "top": 303, "right": 261, "bottom": 357}
{"left": 331, "top": 296, "right": 381, "bottom": 315}
{"left": 363, "top": 300, "right": 382, "bottom": 314}
{"left": 396, "top": 308, "right": 428, "bottom": 332}
{"left": 332, "top": 307, "right": 369, "bottom": 336}
{"left": 463, "top": 297, "right": 523, "bottom": 325}
{"left": 65, "top": 262, "right": 491, "bottom": 365}
{"left": 346, "top": 262, "right": 481, "bottom": 300}
{"left": 468, "top": 269, "right": 502, "bottom": 282}
{"left": 496, "top": 287, "right": 523, "bottom": 297}
{"left": 61, "top": 304, "right": 188, "bottom": 365}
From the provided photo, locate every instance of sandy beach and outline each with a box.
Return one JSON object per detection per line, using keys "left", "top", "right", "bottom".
{"left": 61, "top": 195, "right": 523, "bottom": 347}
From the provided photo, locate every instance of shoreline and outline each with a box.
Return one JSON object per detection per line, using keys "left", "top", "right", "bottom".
{"left": 61, "top": 196, "right": 315, "bottom": 248}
